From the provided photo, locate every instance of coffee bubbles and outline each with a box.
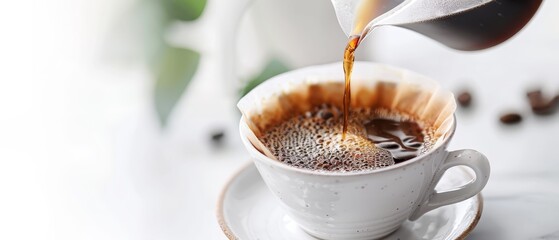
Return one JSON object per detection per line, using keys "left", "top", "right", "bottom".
{"left": 261, "top": 104, "right": 435, "bottom": 172}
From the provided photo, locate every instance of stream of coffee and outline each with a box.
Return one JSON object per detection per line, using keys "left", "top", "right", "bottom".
{"left": 341, "top": 0, "right": 388, "bottom": 138}
{"left": 342, "top": 35, "right": 360, "bottom": 138}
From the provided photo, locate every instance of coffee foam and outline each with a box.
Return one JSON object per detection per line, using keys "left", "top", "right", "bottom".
{"left": 238, "top": 62, "right": 456, "bottom": 166}
{"left": 261, "top": 104, "right": 395, "bottom": 171}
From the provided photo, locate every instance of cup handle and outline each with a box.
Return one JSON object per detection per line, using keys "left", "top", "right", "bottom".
{"left": 409, "top": 149, "right": 490, "bottom": 221}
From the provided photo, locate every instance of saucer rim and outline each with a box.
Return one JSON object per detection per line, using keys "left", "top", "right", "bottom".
{"left": 216, "top": 162, "right": 253, "bottom": 240}
{"left": 216, "top": 162, "right": 483, "bottom": 240}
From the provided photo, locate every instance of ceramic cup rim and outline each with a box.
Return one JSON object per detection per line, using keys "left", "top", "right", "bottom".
{"left": 239, "top": 62, "right": 457, "bottom": 177}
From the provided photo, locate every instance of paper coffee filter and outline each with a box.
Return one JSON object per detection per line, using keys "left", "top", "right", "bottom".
{"left": 238, "top": 62, "right": 456, "bottom": 156}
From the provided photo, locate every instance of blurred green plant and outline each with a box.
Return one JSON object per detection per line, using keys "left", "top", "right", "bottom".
{"left": 148, "top": 0, "right": 207, "bottom": 126}
{"left": 162, "top": 0, "right": 207, "bottom": 21}
{"left": 154, "top": 46, "right": 200, "bottom": 124}
{"left": 240, "top": 58, "right": 290, "bottom": 98}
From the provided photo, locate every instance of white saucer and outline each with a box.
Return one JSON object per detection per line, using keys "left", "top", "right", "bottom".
{"left": 217, "top": 163, "right": 483, "bottom": 240}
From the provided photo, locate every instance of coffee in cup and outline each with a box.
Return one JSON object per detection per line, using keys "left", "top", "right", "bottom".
{"left": 238, "top": 62, "right": 489, "bottom": 240}
{"left": 258, "top": 81, "right": 439, "bottom": 172}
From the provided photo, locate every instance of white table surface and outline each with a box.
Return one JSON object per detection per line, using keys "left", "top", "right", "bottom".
{"left": 3, "top": 0, "right": 558, "bottom": 240}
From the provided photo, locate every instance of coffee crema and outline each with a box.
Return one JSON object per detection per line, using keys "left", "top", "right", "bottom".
{"left": 261, "top": 104, "right": 435, "bottom": 172}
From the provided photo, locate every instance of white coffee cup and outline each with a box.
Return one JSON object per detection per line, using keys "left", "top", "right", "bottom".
{"left": 238, "top": 62, "right": 490, "bottom": 240}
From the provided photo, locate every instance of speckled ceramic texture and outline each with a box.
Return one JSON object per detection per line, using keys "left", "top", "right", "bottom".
{"left": 240, "top": 120, "right": 488, "bottom": 240}
{"left": 217, "top": 164, "right": 483, "bottom": 240}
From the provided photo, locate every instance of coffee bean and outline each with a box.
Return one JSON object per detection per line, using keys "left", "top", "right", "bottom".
{"left": 499, "top": 113, "right": 522, "bottom": 124}
{"left": 526, "top": 89, "right": 555, "bottom": 115}
{"left": 210, "top": 130, "right": 225, "bottom": 145}
{"left": 456, "top": 91, "right": 472, "bottom": 107}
